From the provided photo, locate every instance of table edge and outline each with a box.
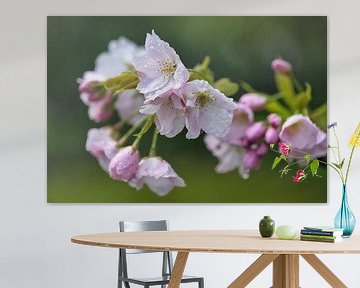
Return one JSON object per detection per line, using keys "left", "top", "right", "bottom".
{"left": 71, "top": 237, "right": 360, "bottom": 255}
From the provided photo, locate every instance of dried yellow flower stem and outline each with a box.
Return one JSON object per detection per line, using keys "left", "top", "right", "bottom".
{"left": 345, "top": 122, "right": 360, "bottom": 185}
{"left": 349, "top": 122, "right": 360, "bottom": 147}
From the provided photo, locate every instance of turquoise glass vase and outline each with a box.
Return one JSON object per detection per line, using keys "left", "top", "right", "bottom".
{"left": 334, "top": 185, "right": 356, "bottom": 237}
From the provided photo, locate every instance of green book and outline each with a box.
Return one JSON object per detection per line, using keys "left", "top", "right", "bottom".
{"left": 300, "top": 236, "right": 342, "bottom": 243}
{"left": 300, "top": 234, "right": 340, "bottom": 240}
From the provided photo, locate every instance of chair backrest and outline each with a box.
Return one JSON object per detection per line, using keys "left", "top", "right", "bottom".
{"left": 118, "top": 220, "right": 173, "bottom": 282}
{"left": 119, "top": 220, "right": 169, "bottom": 254}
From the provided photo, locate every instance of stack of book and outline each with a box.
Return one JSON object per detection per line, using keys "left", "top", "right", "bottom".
{"left": 300, "top": 226, "right": 344, "bottom": 243}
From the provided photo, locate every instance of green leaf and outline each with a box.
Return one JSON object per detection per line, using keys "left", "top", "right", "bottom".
{"left": 304, "top": 154, "right": 311, "bottom": 164}
{"left": 265, "top": 101, "right": 291, "bottom": 118}
{"left": 275, "top": 72, "right": 296, "bottom": 111}
{"left": 310, "top": 103, "right": 327, "bottom": 131}
{"left": 214, "top": 78, "right": 239, "bottom": 96}
{"left": 310, "top": 159, "right": 319, "bottom": 176}
{"left": 269, "top": 144, "right": 275, "bottom": 149}
{"left": 332, "top": 162, "right": 341, "bottom": 169}
{"left": 339, "top": 158, "right": 345, "bottom": 169}
{"left": 332, "top": 159, "right": 345, "bottom": 169}
{"left": 102, "top": 71, "right": 139, "bottom": 93}
{"left": 272, "top": 155, "right": 285, "bottom": 170}
{"left": 295, "top": 82, "right": 312, "bottom": 110}
{"left": 239, "top": 81, "right": 258, "bottom": 93}
{"left": 189, "top": 56, "right": 214, "bottom": 83}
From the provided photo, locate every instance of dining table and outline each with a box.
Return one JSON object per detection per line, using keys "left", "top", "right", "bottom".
{"left": 71, "top": 230, "right": 360, "bottom": 288}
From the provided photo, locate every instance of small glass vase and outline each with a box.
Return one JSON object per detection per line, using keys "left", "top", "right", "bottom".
{"left": 334, "top": 185, "right": 356, "bottom": 237}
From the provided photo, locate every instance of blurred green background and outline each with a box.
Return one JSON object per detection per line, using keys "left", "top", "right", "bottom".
{"left": 47, "top": 16, "right": 327, "bottom": 203}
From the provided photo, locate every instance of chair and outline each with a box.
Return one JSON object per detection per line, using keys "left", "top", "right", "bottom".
{"left": 118, "top": 220, "right": 204, "bottom": 288}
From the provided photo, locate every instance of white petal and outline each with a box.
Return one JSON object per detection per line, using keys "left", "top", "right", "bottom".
{"left": 185, "top": 108, "right": 201, "bottom": 139}
{"left": 136, "top": 157, "right": 169, "bottom": 179}
{"left": 155, "top": 97, "right": 185, "bottom": 138}
{"left": 173, "top": 59, "right": 190, "bottom": 88}
{"left": 145, "top": 31, "right": 177, "bottom": 62}
{"left": 95, "top": 37, "right": 142, "bottom": 77}
{"left": 199, "top": 90, "right": 236, "bottom": 138}
{"left": 143, "top": 177, "right": 176, "bottom": 196}
{"left": 139, "top": 103, "right": 160, "bottom": 115}
{"left": 115, "top": 89, "right": 146, "bottom": 125}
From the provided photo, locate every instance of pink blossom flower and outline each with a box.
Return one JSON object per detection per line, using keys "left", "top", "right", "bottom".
{"left": 95, "top": 37, "right": 143, "bottom": 77}
{"left": 108, "top": 146, "right": 141, "bottom": 182}
{"left": 80, "top": 37, "right": 142, "bottom": 105}
{"left": 279, "top": 115, "right": 327, "bottom": 158}
{"left": 79, "top": 72, "right": 108, "bottom": 104}
{"left": 182, "top": 80, "right": 237, "bottom": 139}
{"left": 239, "top": 93, "right": 267, "bottom": 111}
{"left": 140, "top": 93, "right": 186, "bottom": 138}
{"left": 85, "top": 128, "right": 118, "bottom": 171}
{"left": 267, "top": 113, "right": 282, "bottom": 128}
{"left": 204, "top": 135, "right": 250, "bottom": 179}
{"left": 129, "top": 157, "right": 185, "bottom": 196}
{"left": 223, "top": 102, "right": 254, "bottom": 146}
{"left": 243, "top": 150, "right": 262, "bottom": 171}
{"left": 265, "top": 127, "right": 280, "bottom": 144}
{"left": 293, "top": 169, "right": 306, "bottom": 183}
{"left": 115, "top": 89, "right": 146, "bottom": 125}
{"left": 271, "top": 58, "right": 292, "bottom": 73}
{"left": 132, "top": 31, "right": 189, "bottom": 101}
{"left": 88, "top": 95, "right": 114, "bottom": 123}
{"left": 280, "top": 143, "right": 291, "bottom": 155}
{"left": 245, "top": 122, "right": 267, "bottom": 143}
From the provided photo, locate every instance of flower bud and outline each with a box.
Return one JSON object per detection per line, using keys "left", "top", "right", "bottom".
{"left": 79, "top": 72, "right": 107, "bottom": 104}
{"left": 271, "top": 59, "right": 292, "bottom": 73}
{"left": 245, "top": 122, "right": 267, "bottom": 143}
{"left": 267, "top": 113, "right": 282, "bottom": 128}
{"left": 109, "top": 146, "right": 140, "bottom": 181}
{"left": 85, "top": 128, "right": 118, "bottom": 171}
{"left": 88, "top": 95, "right": 113, "bottom": 123}
{"left": 239, "top": 93, "right": 267, "bottom": 111}
{"left": 256, "top": 143, "right": 269, "bottom": 156}
{"left": 244, "top": 150, "right": 261, "bottom": 170}
{"left": 280, "top": 143, "right": 291, "bottom": 155}
{"left": 265, "top": 127, "right": 280, "bottom": 144}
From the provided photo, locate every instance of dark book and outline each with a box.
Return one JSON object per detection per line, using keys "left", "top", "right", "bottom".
{"left": 301, "top": 229, "right": 343, "bottom": 237}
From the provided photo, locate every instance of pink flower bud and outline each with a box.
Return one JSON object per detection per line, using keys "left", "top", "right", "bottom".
{"left": 293, "top": 169, "right": 306, "bottom": 183}
{"left": 244, "top": 150, "right": 261, "bottom": 170}
{"left": 239, "top": 137, "right": 251, "bottom": 148}
{"left": 79, "top": 72, "right": 107, "bottom": 103}
{"left": 271, "top": 59, "right": 292, "bottom": 73}
{"left": 245, "top": 122, "right": 267, "bottom": 143}
{"left": 88, "top": 95, "right": 114, "bottom": 123}
{"left": 265, "top": 127, "right": 280, "bottom": 144}
{"left": 86, "top": 128, "right": 118, "bottom": 171}
{"left": 109, "top": 146, "right": 140, "bottom": 181}
{"left": 239, "top": 93, "right": 267, "bottom": 111}
{"left": 280, "top": 143, "right": 291, "bottom": 155}
{"left": 256, "top": 143, "right": 269, "bottom": 156}
{"left": 267, "top": 113, "right": 282, "bottom": 128}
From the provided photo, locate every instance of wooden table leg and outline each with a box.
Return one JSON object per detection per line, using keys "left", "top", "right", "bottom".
{"left": 273, "top": 254, "right": 299, "bottom": 288}
{"left": 168, "top": 252, "right": 189, "bottom": 288}
{"left": 228, "top": 254, "right": 279, "bottom": 288}
{"left": 301, "top": 254, "right": 347, "bottom": 288}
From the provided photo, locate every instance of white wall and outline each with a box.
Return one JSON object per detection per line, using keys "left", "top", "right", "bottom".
{"left": 1, "top": 0, "right": 360, "bottom": 287}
